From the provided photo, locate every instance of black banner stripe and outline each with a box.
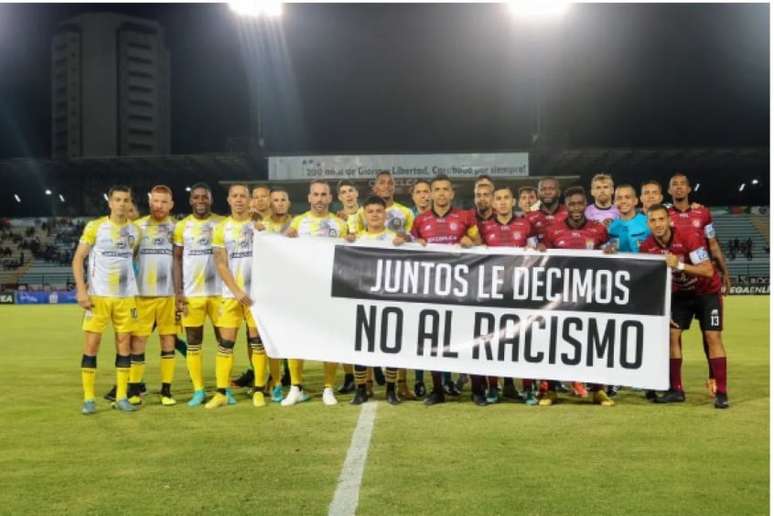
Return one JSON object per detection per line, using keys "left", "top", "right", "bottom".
{"left": 331, "top": 246, "right": 666, "bottom": 316}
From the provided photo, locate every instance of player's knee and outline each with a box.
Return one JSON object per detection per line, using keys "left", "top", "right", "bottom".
{"left": 218, "top": 339, "right": 235, "bottom": 354}
{"left": 248, "top": 337, "right": 264, "bottom": 353}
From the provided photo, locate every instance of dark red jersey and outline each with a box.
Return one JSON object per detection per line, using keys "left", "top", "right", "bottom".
{"left": 543, "top": 219, "right": 608, "bottom": 250}
{"left": 480, "top": 215, "right": 536, "bottom": 247}
{"left": 411, "top": 207, "right": 479, "bottom": 244}
{"left": 668, "top": 206, "right": 716, "bottom": 243}
{"left": 526, "top": 205, "right": 568, "bottom": 241}
{"left": 640, "top": 227, "right": 721, "bottom": 295}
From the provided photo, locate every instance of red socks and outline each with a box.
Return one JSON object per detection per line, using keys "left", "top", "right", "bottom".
{"left": 670, "top": 358, "right": 683, "bottom": 391}
{"left": 709, "top": 357, "right": 728, "bottom": 394}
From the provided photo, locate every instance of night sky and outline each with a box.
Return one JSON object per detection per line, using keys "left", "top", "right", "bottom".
{"left": 0, "top": 3, "right": 768, "bottom": 160}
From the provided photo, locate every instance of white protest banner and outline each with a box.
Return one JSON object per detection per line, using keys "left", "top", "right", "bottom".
{"left": 268, "top": 152, "right": 529, "bottom": 181}
{"left": 250, "top": 234, "right": 671, "bottom": 390}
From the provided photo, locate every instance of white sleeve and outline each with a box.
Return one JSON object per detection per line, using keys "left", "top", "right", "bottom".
{"left": 688, "top": 246, "right": 710, "bottom": 264}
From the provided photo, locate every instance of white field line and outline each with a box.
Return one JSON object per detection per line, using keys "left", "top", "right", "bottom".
{"left": 328, "top": 401, "right": 378, "bottom": 516}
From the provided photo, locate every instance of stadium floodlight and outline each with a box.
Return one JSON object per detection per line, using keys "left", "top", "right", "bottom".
{"left": 229, "top": 0, "right": 283, "bottom": 17}
{"left": 14, "top": 194, "right": 21, "bottom": 203}
{"left": 45, "top": 189, "right": 52, "bottom": 195}
{"left": 506, "top": 0, "right": 571, "bottom": 18}
{"left": 738, "top": 183, "right": 746, "bottom": 192}
{"left": 185, "top": 186, "right": 192, "bottom": 192}
{"left": 752, "top": 179, "right": 759, "bottom": 185}
{"left": 58, "top": 194, "right": 66, "bottom": 203}
{"left": 694, "top": 183, "right": 701, "bottom": 192}
{"left": 103, "top": 193, "right": 109, "bottom": 202}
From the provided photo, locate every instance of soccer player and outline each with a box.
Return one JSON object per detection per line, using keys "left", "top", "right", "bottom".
{"left": 517, "top": 186, "right": 538, "bottom": 215}
{"left": 334, "top": 180, "right": 360, "bottom": 393}
{"left": 584, "top": 173, "right": 619, "bottom": 225}
{"left": 667, "top": 172, "right": 731, "bottom": 396}
{"left": 479, "top": 186, "right": 539, "bottom": 405}
{"left": 472, "top": 180, "right": 494, "bottom": 222}
{"left": 526, "top": 177, "right": 568, "bottom": 242}
{"left": 72, "top": 185, "right": 141, "bottom": 414}
{"left": 410, "top": 179, "right": 432, "bottom": 216}
{"left": 541, "top": 186, "right": 615, "bottom": 407}
{"left": 250, "top": 184, "right": 272, "bottom": 221}
{"left": 409, "top": 178, "right": 432, "bottom": 396}
{"left": 346, "top": 195, "right": 405, "bottom": 405}
{"left": 639, "top": 179, "right": 664, "bottom": 212}
{"left": 254, "top": 187, "right": 293, "bottom": 400}
{"left": 173, "top": 183, "right": 225, "bottom": 407}
{"left": 639, "top": 204, "right": 729, "bottom": 409}
{"left": 336, "top": 180, "right": 360, "bottom": 221}
{"left": 129, "top": 185, "right": 178, "bottom": 406}
{"left": 347, "top": 170, "right": 414, "bottom": 236}
{"left": 206, "top": 184, "right": 266, "bottom": 409}
{"left": 411, "top": 174, "right": 480, "bottom": 405}
{"left": 347, "top": 171, "right": 413, "bottom": 393}
{"left": 283, "top": 180, "right": 349, "bottom": 406}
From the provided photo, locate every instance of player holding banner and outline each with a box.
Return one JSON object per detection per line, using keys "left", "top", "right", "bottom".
{"left": 410, "top": 174, "right": 480, "bottom": 406}
{"left": 479, "top": 186, "right": 539, "bottom": 406}
{"left": 283, "top": 180, "right": 348, "bottom": 406}
{"left": 540, "top": 186, "right": 615, "bottom": 407}
{"left": 346, "top": 195, "right": 407, "bottom": 405}
{"left": 640, "top": 204, "right": 729, "bottom": 409}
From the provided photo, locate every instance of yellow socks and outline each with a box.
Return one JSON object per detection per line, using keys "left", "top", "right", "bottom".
{"left": 216, "top": 340, "right": 236, "bottom": 391}
{"left": 187, "top": 343, "right": 204, "bottom": 391}
{"left": 269, "top": 358, "right": 281, "bottom": 388}
{"left": 160, "top": 350, "right": 175, "bottom": 385}
{"left": 249, "top": 338, "right": 267, "bottom": 389}
{"left": 289, "top": 359, "right": 304, "bottom": 386}
{"left": 323, "top": 362, "right": 338, "bottom": 389}
{"left": 81, "top": 355, "right": 97, "bottom": 401}
{"left": 129, "top": 353, "right": 145, "bottom": 385}
{"left": 116, "top": 355, "right": 131, "bottom": 400}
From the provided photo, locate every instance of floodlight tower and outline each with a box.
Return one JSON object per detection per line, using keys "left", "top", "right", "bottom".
{"left": 506, "top": 1, "right": 571, "bottom": 146}
{"left": 229, "top": 1, "right": 283, "bottom": 153}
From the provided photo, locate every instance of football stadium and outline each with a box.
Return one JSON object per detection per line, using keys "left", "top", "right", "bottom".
{"left": 0, "top": 3, "right": 769, "bottom": 515}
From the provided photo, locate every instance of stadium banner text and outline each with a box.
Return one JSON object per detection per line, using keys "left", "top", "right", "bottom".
{"left": 15, "top": 290, "right": 77, "bottom": 305}
{"left": 268, "top": 152, "right": 529, "bottom": 181}
{"left": 0, "top": 291, "right": 15, "bottom": 304}
{"left": 251, "top": 236, "right": 671, "bottom": 390}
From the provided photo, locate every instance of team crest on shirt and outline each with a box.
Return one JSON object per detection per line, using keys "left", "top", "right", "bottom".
{"left": 692, "top": 219, "right": 701, "bottom": 228}
{"left": 449, "top": 222, "right": 459, "bottom": 231}
{"left": 513, "top": 231, "right": 522, "bottom": 240}
{"left": 319, "top": 219, "right": 338, "bottom": 237}
{"left": 388, "top": 216, "right": 403, "bottom": 231}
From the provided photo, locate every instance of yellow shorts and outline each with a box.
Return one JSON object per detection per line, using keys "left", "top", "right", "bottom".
{"left": 82, "top": 296, "right": 137, "bottom": 334}
{"left": 218, "top": 298, "right": 257, "bottom": 329}
{"left": 132, "top": 296, "right": 177, "bottom": 337}
{"left": 182, "top": 296, "right": 221, "bottom": 328}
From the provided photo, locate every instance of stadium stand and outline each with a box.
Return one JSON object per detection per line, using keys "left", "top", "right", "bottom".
{"left": 0, "top": 218, "right": 81, "bottom": 289}
{"left": 714, "top": 212, "right": 769, "bottom": 278}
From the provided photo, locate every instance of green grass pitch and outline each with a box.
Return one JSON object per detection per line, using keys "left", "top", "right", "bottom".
{"left": 0, "top": 296, "right": 768, "bottom": 515}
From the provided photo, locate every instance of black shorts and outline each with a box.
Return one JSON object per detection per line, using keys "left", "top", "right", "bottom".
{"left": 671, "top": 293, "right": 723, "bottom": 331}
